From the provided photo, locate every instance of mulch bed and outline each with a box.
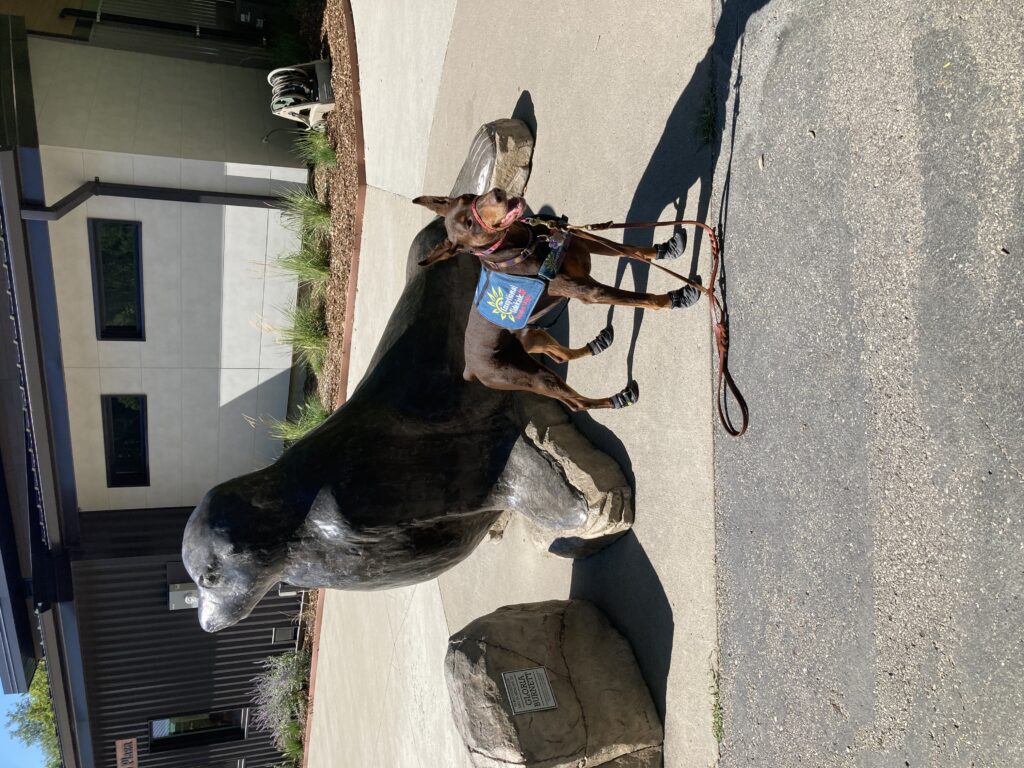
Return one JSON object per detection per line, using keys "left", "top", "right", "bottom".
{"left": 316, "top": 0, "right": 362, "bottom": 410}
{"left": 297, "top": 5, "right": 361, "bottom": 765}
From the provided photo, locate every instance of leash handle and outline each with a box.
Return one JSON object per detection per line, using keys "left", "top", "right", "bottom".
{"left": 573, "top": 218, "right": 749, "bottom": 437}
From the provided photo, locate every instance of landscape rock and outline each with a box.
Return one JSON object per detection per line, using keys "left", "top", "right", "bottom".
{"left": 445, "top": 600, "right": 663, "bottom": 768}
{"left": 515, "top": 398, "right": 635, "bottom": 557}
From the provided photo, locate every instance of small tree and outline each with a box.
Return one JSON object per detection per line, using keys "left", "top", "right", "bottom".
{"left": 6, "top": 660, "right": 61, "bottom": 768}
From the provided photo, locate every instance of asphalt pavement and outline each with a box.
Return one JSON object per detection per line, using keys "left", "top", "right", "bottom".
{"left": 710, "top": 0, "right": 1024, "bottom": 765}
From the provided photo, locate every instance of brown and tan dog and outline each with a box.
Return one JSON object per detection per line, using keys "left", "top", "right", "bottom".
{"left": 413, "top": 188, "right": 698, "bottom": 411}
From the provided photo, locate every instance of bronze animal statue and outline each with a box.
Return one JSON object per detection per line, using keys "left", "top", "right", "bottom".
{"left": 183, "top": 120, "right": 633, "bottom": 632}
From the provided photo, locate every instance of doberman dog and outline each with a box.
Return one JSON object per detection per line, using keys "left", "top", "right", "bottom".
{"left": 414, "top": 187, "right": 700, "bottom": 411}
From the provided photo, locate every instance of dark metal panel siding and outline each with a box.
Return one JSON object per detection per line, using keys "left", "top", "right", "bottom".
{"left": 87, "top": 23, "right": 274, "bottom": 68}
{"left": 76, "top": 508, "right": 194, "bottom": 560}
{"left": 103, "top": 0, "right": 226, "bottom": 29}
{"left": 72, "top": 555, "right": 301, "bottom": 768}
{"left": 0, "top": 15, "right": 39, "bottom": 149}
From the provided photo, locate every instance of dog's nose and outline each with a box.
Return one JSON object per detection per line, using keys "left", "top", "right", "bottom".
{"left": 491, "top": 188, "right": 505, "bottom": 203}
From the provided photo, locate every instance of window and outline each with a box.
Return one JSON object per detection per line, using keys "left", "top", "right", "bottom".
{"left": 149, "top": 708, "right": 247, "bottom": 753}
{"left": 101, "top": 395, "right": 149, "bottom": 487}
{"left": 271, "top": 626, "right": 298, "bottom": 644}
{"left": 89, "top": 219, "right": 144, "bottom": 340}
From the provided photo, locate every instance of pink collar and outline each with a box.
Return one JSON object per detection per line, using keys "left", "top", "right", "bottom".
{"left": 469, "top": 229, "right": 510, "bottom": 256}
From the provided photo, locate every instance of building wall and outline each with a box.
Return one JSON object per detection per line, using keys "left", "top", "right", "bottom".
{"left": 39, "top": 147, "right": 305, "bottom": 511}
{"left": 74, "top": 508, "right": 302, "bottom": 768}
{"left": 27, "top": 36, "right": 298, "bottom": 167}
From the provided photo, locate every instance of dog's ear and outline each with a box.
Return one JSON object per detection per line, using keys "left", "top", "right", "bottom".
{"left": 418, "top": 239, "right": 459, "bottom": 267}
{"left": 412, "top": 195, "right": 453, "bottom": 216}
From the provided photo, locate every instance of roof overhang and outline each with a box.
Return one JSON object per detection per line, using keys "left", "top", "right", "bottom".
{"left": 0, "top": 14, "right": 92, "bottom": 767}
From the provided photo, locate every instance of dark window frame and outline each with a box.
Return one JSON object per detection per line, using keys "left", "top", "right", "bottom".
{"left": 88, "top": 218, "right": 145, "bottom": 341}
{"left": 100, "top": 394, "right": 150, "bottom": 487}
{"left": 148, "top": 708, "right": 248, "bottom": 753}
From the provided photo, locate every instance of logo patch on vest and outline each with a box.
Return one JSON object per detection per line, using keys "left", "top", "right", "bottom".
{"left": 475, "top": 270, "right": 548, "bottom": 330}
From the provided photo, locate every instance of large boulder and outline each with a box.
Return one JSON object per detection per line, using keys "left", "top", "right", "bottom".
{"left": 445, "top": 600, "right": 663, "bottom": 768}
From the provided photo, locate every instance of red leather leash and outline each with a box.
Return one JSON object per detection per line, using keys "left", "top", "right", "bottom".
{"left": 570, "top": 219, "right": 749, "bottom": 437}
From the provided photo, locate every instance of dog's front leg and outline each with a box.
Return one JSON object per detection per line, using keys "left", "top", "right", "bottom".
{"left": 547, "top": 274, "right": 672, "bottom": 311}
{"left": 575, "top": 230, "right": 656, "bottom": 260}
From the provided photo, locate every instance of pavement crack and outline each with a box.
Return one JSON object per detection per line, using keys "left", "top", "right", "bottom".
{"left": 978, "top": 415, "right": 1024, "bottom": 481}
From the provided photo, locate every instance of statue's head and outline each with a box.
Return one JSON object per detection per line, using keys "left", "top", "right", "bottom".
{"left": 182, "top": 476, "right": 288, "bottom": 632}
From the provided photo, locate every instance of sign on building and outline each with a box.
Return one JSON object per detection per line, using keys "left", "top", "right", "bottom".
{"left": 115, "top": 737, "right": 138, "bottom": 768}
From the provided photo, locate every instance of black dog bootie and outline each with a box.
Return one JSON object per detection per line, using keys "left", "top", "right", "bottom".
{"left": 587, "top": 326, "right": 615, "bottom": 356}
{"left": 654, "top": 231, "right": 687, "bottom": 260}
{"left": 669, "top": 284, "right": 700, "bottom": 309}
{"left": 611, "top": 380, "right": 640, "bottom": 409}
{"left": 669, "top": 273, "right": 703, "bottom": 309}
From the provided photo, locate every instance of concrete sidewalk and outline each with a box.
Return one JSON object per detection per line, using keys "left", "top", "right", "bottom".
{"left": 306, "top": 2, "right": 721, "bottom": 766}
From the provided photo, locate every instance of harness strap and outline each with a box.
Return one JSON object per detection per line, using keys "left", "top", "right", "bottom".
{"left": 571, "top": 219, "right": 749, "bottom": 437}
{"left": 477, "top": 225, "right": 536, "bottom": 267}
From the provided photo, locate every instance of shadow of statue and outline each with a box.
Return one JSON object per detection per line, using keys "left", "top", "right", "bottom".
{"left": 563, "top": 0, "right": 769, "bottom": 717}
{"left": 511, "top": 90, "right": 537, "bottom": 146}
{"left": 603, "top": 0, "right": 770, "bottom": 381}
{"left": 570, "top": 533, "right": 674, "bottom": 718}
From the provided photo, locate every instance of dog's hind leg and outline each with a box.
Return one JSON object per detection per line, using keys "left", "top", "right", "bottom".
{"left": 573, "top": 229, "right": 657, "bottom": 260}
{"left": 525, "top": 371, "right": 636, "bottom": 412}
{"left": 515, "top": 326, "right": 614, "bottom": 363}
{"left": 472, "top": 352, "right": 630, "bottom": 411}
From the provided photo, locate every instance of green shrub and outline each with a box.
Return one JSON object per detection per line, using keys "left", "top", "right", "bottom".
{"left": 268, "top": 393, "right": 329, "bottom": 445}
{"left": 294, "top": 129, "right": 337, "bottom": 169}
{"left": 276, "top": 237, "right": 330, "bottom": 299}
{"left": 279, "top": 300, "right": 328, "bottom": 375}
{"left": 252, "top": 649, "right": 310, "bottom": 766}
{"left": 281, "top": 189, "right": 331, "bottom": 242}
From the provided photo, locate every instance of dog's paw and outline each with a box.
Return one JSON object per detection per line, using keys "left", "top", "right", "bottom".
{"left": 655, "top": 231, "right": 687, "bottom": 260}
{"left": 587, "top": 326, "right": 615, "bottom": 356}
{"left": 669, "top": 279, "right": 702, "bottom": 309}
{"left": 610, "top": 380, "right": 640, "bottom": 409}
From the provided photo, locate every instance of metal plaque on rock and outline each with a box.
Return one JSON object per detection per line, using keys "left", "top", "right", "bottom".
{"left": 501, "top": 667, "right": 558, "bottom": 715}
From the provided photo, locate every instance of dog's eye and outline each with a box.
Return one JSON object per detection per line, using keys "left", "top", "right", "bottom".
{"left": 462, "top": 216, "right": 475, "bottom": 230}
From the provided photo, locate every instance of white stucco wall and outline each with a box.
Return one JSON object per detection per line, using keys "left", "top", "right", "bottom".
{"left": 27, "top": 36, "right": 299, "bottom": 168}
{"left": 40, "top": 147, "right": 306, "bottom": 511}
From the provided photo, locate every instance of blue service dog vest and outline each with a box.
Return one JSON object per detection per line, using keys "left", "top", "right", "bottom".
{"left": 474, "top": 270, "right": 546, "bottom": 330}
{"left": 473, "top": 231, "right": 571, "bottom": 330}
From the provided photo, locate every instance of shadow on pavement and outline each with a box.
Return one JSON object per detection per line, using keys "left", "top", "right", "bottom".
{"left": 511, "top": 90, "right": 537, "bottom": 145}
{"left": 606, "top": 0, "right": 770, "bottom": 381}
{"left": 564, "top": 0, "right": 770, "bottom": 719}
{"left": 570, "top": 532, "right": 673, "bottom": 718}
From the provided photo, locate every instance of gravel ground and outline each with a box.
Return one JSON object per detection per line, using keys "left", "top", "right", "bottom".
{"left": 319, "top": 0, "right": 360, "bottom": 409}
